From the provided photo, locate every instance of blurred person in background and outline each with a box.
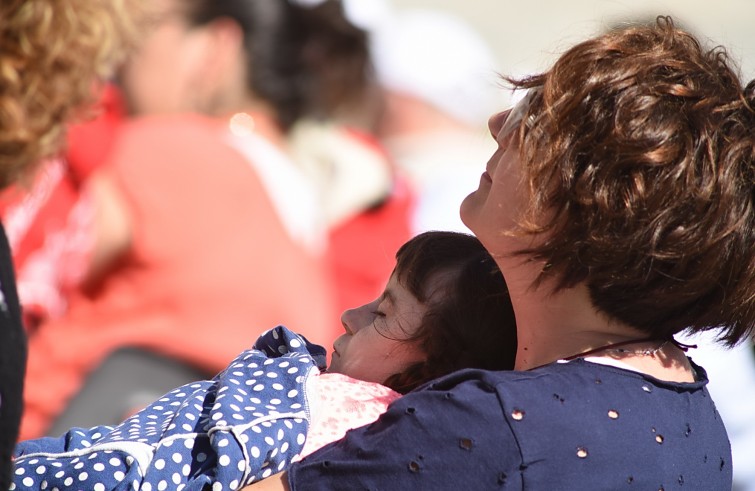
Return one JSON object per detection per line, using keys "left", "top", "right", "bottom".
{"left": 0, "top": 0, "right": 140, "bottom": 487}
{"left": 6, "top": 0, "right": 411, "bottom": 349}
{"left": 19, "top": 0, "right": 354, "bottom": 441}
{"left": 372, "top": 8, "right": 503, "bottom": 234}
{"left": 0, "top": 84, "right": 127, "bottom": 332}
{"left": 286, "top": 0, "right": 414, "bottom": 317}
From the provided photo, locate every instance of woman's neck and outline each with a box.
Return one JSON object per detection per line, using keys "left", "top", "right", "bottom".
{"left": 502, "top": 258, "right": 695, "bottom": 381}
{"left": 511, "top": 283, "right": 646, "bottom": 370}
{"left": 499, "top": 257, "right": 652, "bottom": 370}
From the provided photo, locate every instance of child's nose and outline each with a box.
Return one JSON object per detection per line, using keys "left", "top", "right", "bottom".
{"left": 340, "top": 304, "right": 371, "bottom": 335}
{"left": 340, "top": 308, "right": 358, "bottom": 335}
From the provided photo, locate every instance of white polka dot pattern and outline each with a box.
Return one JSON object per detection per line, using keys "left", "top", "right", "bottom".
{"left": 12, "top": 326, "right": 325, "bottom": 490}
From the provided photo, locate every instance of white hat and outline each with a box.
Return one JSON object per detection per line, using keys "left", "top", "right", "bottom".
{"left": 371, "top": 9, "right": 502, "bottom": 126}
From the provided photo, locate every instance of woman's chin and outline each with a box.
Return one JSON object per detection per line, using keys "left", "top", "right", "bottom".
{"left": 460, "top": 190, "right": 481, "bottom": 234}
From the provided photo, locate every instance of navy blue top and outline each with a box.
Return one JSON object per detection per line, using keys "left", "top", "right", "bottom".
{"left": 288, "top": 358, "right": 731, "bottom": 490}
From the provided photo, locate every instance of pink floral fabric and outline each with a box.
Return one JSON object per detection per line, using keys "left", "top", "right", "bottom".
{"left": 301, "top": 372, "right": 401, "bottom": 458}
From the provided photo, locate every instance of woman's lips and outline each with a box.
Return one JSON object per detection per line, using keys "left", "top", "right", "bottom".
{"left": 482, "top": 171, "right": 492, "bottom": 183}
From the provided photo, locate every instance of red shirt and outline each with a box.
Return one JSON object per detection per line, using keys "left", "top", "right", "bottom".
{"left": 20, "top": 114, "right": 337, "bottom": 440}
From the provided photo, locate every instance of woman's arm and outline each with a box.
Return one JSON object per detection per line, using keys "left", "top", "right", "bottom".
{"left": 242, "top": 472, "right": 290, "bottom": 491}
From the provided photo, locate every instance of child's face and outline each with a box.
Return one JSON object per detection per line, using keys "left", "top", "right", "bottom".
{"left": 328, "top": 271, "right": 428, "bottom": 385}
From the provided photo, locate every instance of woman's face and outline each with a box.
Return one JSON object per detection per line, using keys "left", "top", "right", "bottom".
{"left": 328, "top": 272, "right": 428, "bottom": 385}
{"left": 460, "top": 96, "right": 530, "bottom": 255}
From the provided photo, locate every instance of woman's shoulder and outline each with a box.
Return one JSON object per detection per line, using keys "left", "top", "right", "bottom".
{"left": 404, "top": 362, "right": 730, "bottom": 489}
{"left": 420, "top": 359, "right": 712, "bottom": 400}
{"left": 404, "top": 360, "right": 721, "bottom": 438}
{"left": 289, "top": 363, "right": 730, "bottom": 489}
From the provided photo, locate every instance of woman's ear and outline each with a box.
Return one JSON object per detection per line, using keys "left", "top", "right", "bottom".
{"left": 188, "top": 17, "right": 247, "bottom": 113}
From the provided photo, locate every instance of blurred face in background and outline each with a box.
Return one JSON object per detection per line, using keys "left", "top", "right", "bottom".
{"left": 117, "top": 0, "right": 213, "bottom": 115}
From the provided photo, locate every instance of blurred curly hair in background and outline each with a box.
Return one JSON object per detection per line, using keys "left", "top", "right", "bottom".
{"left": 0, "top": 1, "right": 144, "bottom": 488}
{"left": 0, "top": 0, "right": 143, "bottom": 188}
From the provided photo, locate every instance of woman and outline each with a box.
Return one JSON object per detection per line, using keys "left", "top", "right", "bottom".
{"left": 247, "top": 17, "right": 753, "bottom": 489}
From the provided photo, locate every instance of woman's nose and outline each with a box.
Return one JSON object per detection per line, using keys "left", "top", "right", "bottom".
{"left": 489, "top": 109, "right": 510, "bottom": 136}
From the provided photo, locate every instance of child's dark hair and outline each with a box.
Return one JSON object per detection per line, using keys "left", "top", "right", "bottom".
{"left": 381, "top": 231, "right": 517, "bottom": 393}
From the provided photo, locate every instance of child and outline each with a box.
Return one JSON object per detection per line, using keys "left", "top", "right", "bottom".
{"left": 12, "top": 231, "right": 516, "bottom": 490}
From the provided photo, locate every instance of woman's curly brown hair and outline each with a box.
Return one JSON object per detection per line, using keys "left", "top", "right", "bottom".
{"left": 0, "top": 0, "right": 143, "bottom": 188}
{"left": 380, "top": 231, "right": 517, "bottom": 394}
{"left": 508, "top": 16, "right": 755, "bottom": 346}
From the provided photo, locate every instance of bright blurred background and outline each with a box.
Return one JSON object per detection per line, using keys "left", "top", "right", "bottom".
{"left": 395, "top": 0, "right": 755, "bottom": 89}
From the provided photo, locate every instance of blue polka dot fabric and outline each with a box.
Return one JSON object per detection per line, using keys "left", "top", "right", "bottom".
{"left": 13, "top": 326, "right": 326, "bottom": 490}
